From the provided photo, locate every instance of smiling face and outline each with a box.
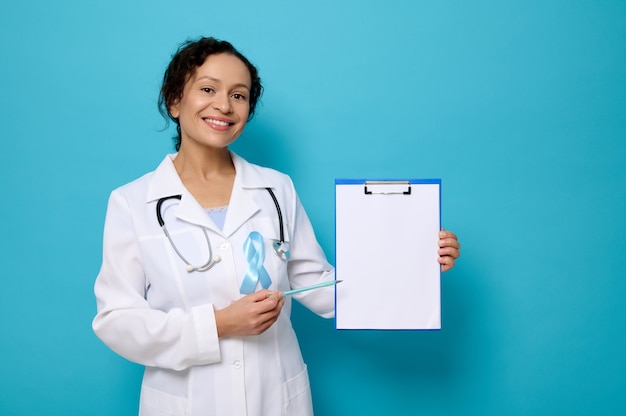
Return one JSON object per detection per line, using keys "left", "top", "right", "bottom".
{"left": 169, "top": 53, "right": 252, "bottom": 151}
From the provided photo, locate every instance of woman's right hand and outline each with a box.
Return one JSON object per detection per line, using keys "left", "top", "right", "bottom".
{"left": 214, "top": 290, "right": 285, "bottom": 337}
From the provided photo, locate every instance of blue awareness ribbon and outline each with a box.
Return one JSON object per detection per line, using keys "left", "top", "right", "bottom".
{"left": 239, "top": 231, "right": 272, "bottom": 294}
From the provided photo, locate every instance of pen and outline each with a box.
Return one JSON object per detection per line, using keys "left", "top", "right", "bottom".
{"left": 282, "top": 280, "right": 343, "bottom": 297}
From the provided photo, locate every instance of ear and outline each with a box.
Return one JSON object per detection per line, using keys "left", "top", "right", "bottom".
{"left": 169, "top": 100, "right": 180, "bottom": 119}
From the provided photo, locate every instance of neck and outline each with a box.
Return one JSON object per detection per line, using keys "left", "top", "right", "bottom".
{"left": 172, "top": 145, "right": 236, "bottom": 208}
{"left": 173, "top": 146, "right": 234, "bottom": 181}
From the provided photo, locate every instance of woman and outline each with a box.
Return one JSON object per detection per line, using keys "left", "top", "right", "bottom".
{"left": 92, "top": 37, "right": 460, "bottom": 416}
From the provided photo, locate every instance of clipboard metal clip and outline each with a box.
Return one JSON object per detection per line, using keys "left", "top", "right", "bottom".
{"left": 364, "top": 181, "right": 412, "bottom": 195}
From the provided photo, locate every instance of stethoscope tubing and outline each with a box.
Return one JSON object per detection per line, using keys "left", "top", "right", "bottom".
{"left": 157, "top": 194, "right": 218, "bottom": 272}
{"left": 156, "top": 188, "right": 289, "bottom": 272}
{"left": 265, "top": 187, "right": 285, "bottom": 244}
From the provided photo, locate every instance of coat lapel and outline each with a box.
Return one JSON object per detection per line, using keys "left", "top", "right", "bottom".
{"left": 146, "top": 154, "right": 215, "bottom": 231}
{"left": 145, "top": 153, "right": 272, "bottom": 236}
{"left": 222, "top": 153, "right": 271, "bottom": 237}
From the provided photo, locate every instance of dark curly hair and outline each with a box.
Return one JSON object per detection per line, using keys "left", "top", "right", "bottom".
{"left": 158, "top": 37, "right": 263, "bottom": 150}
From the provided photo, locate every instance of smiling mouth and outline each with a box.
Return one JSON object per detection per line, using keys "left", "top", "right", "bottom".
{"left": 204, "top": 118, "right": 234, "bottom": 127}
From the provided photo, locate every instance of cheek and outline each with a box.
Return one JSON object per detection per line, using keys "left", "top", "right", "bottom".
{"left": 243, "top": 107, "right": 252, "bottom": 121}
{"left": 236, "top": 105, "right": 250, "bottom": 124}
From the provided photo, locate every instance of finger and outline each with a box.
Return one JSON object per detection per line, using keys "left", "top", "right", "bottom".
{"left": 258, "top": 292, "right": 285, "bottom": 314}
{"left": 265, "top": 293, "right": 285, "bottom": 314}
{"left": 438, "top": 256, "right": 456, "bottom": 272}
{"left": 438, "top": 229, "right": 458, "bottom": 240}
{"left": 255, "top": 306, "right": 283, "bottom": 331}
{"left": 249, "top": 290, "right": 273, "bottom": 302}
{"left": 251, "top": 290, "right": 280, "bottom": 304}
{"left": 441, "top": 262, "right": 455, "bottom": 273}
{"left": 253, "top": 316, "right": 279, "bottom": 335}
{"left": 439, "top": 238, "right": 460, "bottom": 249}
{"left": 257, "top": 299, "right": 280, "bottom": 315}
{"left": 263, "top": 290, "right": 284, "bottom": 305}
{"left": 264, "top": 290, "right": 284, "bottom": 299}
{"left": 438, "top": 247, "right": 460, "bottom": 258}
{"left": 247, "top": 316, "right": 275, "bottom": 335}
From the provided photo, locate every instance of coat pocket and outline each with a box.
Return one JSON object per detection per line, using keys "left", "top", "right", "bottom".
{"left": 139, "top": 385, "right": 188, "bottom": 416}
{"left": 283, "top": 365, "right": 313, "bottom": 415}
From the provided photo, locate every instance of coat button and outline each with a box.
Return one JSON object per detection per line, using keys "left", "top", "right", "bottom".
{"left": 232, "top": 360, "right": 242, "bottom": 369}
{"left": 220, "top": 242, "right": 230, "bottom": 251}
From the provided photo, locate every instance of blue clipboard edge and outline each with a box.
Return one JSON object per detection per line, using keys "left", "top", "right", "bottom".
{"left": 335, "top": 178, "right": 441, "bottom": 185}
{"left": 334, "top": 178, "right": 443, "bottom": 331}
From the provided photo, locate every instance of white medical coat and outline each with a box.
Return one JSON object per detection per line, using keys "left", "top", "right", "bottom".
{"left": 92, "top": 153, "right": 335, "bottom": 416}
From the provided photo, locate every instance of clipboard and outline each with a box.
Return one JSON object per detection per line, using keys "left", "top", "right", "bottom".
{"left": 335, "top": 179, "right": 441, "bottom": 330}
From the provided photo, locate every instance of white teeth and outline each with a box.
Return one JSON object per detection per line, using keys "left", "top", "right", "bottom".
{"left": 205, "top": 118, "right": 230, "bottom": 126}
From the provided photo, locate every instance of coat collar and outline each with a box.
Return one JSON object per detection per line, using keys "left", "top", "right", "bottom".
{"left": 145, "top": 152, "right": 273, "bottom": 237}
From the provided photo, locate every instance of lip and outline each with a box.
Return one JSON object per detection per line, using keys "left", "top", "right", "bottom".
{"left": 203, "top": 116, "right": 235, "bottom": 130}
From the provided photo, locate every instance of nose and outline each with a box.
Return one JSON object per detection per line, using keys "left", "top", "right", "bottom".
{"left": 213, "top": 92, "right": 233, "bottom": 113}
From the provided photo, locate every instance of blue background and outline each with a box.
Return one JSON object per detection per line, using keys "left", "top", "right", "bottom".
{"left": 1, "top": 1, "right": 625, "bottom": 415}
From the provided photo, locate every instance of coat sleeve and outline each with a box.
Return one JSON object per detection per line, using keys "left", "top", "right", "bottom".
{"left": 285, "top": 182, "right": 336, "bottom": 318}
{"left": 92, "top": 190, "right": 221, "bottom": 371}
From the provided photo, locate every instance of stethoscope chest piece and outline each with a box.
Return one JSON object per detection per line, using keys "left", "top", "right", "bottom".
{"left": 273, "top": 240, "right": 290, "bottom": 260}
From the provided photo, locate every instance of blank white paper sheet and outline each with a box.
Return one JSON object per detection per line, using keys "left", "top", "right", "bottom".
{"left": 335, "top": 179, "right": 441, "bottom": 330}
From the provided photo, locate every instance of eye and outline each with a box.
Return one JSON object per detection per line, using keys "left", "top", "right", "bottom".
{"left": 201, "top": 87, "right": 215, "bottom": 94}
{"left": 232, "top": 93, "right": 247, "bottom": 101}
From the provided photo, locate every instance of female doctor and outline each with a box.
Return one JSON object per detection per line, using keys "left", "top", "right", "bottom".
{"left": 92, "top": 37, "right": 460, "bottom": 416}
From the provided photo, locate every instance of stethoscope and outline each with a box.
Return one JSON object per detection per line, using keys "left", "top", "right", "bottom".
{"left": 156, "top": 188, "right": 290, "bottom": 273}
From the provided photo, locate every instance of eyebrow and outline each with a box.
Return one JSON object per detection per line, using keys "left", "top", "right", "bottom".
{"left": 195, "top": 76, "right": 250, "bottom": 91}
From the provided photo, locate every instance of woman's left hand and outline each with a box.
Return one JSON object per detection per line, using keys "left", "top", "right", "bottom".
{"left": 438, "top": 229, "right": 460, "bottom": 272}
